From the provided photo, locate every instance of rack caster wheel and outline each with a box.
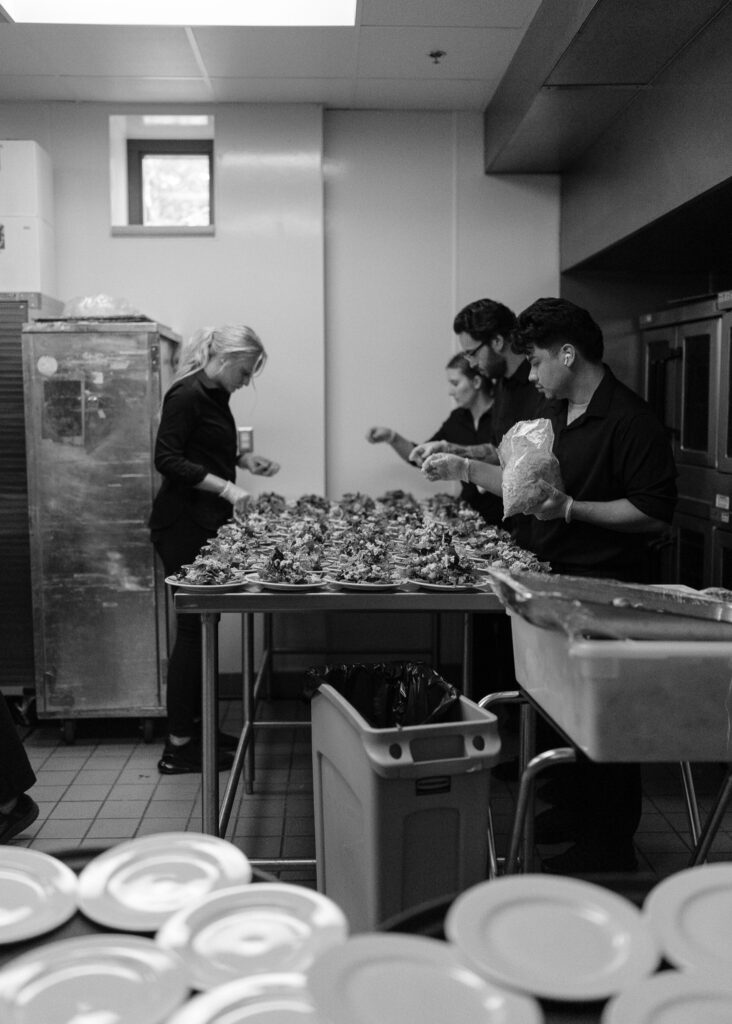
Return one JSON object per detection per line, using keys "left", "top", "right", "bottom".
{"left": 61, "top": 719, "right": 76, "bottom": 745}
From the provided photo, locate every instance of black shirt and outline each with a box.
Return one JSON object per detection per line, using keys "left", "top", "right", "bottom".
{"left": 530, "top": 366, "right": 677, "bottom": 581}
{"left": 428, "top": 406, "right": 503, "bottom": 524}
{"left": 491, "top": 359, "right": 549, "bottom": 446}
{"left": 149, "top": 369, "right": 237, "bottom": 532}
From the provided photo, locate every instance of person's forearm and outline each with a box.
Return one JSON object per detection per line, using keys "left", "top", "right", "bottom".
{"left": 195, "top": 473, "right": 232, "bottom": 495}
{"left": 389, "top": 432, "right": 417, "bottom": 463}
{"left": 569, "top": 498, "right": 668, "bottom": 533}
{"left": 440, "top": 441, "right": 498, "bottom": 463}
{"left": 462, "top": 459, "right": 503, "bottom": 496}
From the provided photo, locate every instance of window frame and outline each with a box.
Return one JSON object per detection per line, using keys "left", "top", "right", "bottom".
{"left": 126, "top": 138, "right": 214, "bottom": 228}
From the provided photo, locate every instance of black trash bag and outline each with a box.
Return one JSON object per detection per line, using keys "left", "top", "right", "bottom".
{"left": 304, "top": 661, "right": 460, "bottom": 729}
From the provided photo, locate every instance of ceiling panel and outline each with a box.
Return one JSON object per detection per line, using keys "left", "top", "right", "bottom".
{"left": 0, "top": 24, "right": 199, "bottom": 76}
{"left": 353, "top": 76, "right": 499, "bottom": 110}
{"left": 0, "top": 73, "right": 77, "bottom": 101}
{"left": 356, "top": 26, "right": 520, "bottom": 79}
{"left": 361, "top": 0, "right": 542, "bottom": 29}
{"left": 209, "top": 77, "right": 356, "bottom": 104}
{"left": 61, "top": 76, "right": 215, "bottom": 103}
{"left": 191, "top": 26, "right": 356, "bottom": 78}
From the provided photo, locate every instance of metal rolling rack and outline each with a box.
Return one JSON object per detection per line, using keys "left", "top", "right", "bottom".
{"left": 174, "top": 585, "right": 504, "bottom": 871}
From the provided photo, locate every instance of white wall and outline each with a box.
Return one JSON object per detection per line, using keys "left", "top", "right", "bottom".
{"left": 325, "top": 109, "right": 559, "bottom": 498}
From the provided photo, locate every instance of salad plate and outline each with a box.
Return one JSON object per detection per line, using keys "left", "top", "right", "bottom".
{"left": 156, "top": 882, "right": 348, "bottom": 991}
{"left": 601, "top": 971, "right": 732, "bottom": 1024}
{"left": 307, "top": 933, "right": 542, "bottom": 1024}
{"left": 326, "top": 578, "right": 407, "bottom": 591}
{"left": 643, "top": 863, "right": 732, "bottom": 976}
{"left": 165, "top": 973, "right": 322, "bottom": 1024}
{"left": 445, "top": 874, "right": 659, "bottom": 1001}
{"left": 77, "top": 832, "right": 252, "bottom": 931}
{"left": 0, "top": 848, "right": 77, "bottom": 944}
{"left": 246, "top": 574, "right": 329, "bottom": 592}
{"left": 165, "top": 575, "right": 250, "bottom": 593}
{"left": 407, "top": 577, "right": 485, "bottom": 592}
{"left": 0, "top": 934, "right": 188, "bottom": 1024}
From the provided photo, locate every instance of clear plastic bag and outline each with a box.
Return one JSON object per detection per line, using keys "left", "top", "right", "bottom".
{"left": 498, "top": 417, "right": 564, "bottom": 518}
{"left": 62, "top": 294, "right": 140, "bottom": 318}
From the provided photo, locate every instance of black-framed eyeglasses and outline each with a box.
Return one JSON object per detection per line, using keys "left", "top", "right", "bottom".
{"left": 463, "top": 340, "right": 488, "bottom": 359}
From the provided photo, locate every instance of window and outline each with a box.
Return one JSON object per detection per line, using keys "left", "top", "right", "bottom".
{"left": 109, "top": 114, "right": 215, "bottom": 236}
{"left": 126, "top": 139, "right": 213, "bottom": 227}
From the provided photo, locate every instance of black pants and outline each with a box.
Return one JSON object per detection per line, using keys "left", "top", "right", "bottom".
{"left": 152, "top": 517, "right": 218, "bottom": 737}
{"left": 0, "top": 691, "right": 36, "bottom": 804}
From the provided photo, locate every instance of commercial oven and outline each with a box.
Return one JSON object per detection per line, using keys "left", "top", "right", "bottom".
{"left": 641, "top": 293, "right": 732, "bottom": 589}
{"left": 22, "top": 317, "right": 179, "bottom": 740}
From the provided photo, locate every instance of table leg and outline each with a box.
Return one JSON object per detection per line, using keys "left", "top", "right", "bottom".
{"left": 201, "top": 611, "right": 221, "bottom": 836}
{"left": 688, "top": 766, "right": 732, "bottom": 866}
{"left": 243, "top": 611, "right": 255, "bottom": 794}
{"left": 506, "top": 746, "right": 577, "bottom": 875}
{"left": 462, "top": 612, "right": 473, "bottom": 699}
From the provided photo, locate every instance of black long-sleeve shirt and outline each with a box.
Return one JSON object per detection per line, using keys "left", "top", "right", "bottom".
{"left": 149, "top": 369, "right": 237, "bottom": 533}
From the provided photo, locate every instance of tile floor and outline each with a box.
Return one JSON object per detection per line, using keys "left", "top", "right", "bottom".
{"left": 8, "top": 695, "right": 732, "bottom": 904}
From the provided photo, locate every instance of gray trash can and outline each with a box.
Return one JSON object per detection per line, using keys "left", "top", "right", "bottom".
{"left": 310, "top": 679, "right": 501, "bottom": 932}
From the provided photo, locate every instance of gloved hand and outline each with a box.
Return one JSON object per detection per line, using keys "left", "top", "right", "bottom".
{"left": 421, "top": 453, "right": 467, "bottom": 482}
{"left": 409, "top": 439, "right": 449, "bottom": 466}
{"left": 366, "top": 426, "right": 394, "bottom": 444}
{"left": 219, "top": 480, "right": 251, "bottom": 514}
{"left": 239, "top": 453, "right": 280, "bottom": 477}
{"left": 528, "top": 485, "right": 573, "bottom": 521}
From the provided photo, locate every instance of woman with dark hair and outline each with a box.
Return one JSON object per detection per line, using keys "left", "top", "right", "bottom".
{"left": 150, "top": 324, "right": 280, "bottom": 774}
{"left": 366, "top": 353, "right": 502, "bottom": 524}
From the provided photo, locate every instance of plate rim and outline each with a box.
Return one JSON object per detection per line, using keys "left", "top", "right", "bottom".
{"left": 642, "top": 863, "right": 732, "bottom": 974}
{"left": 306, "top": 932, "right": 542, "bottom": 1024}
{"left": 444, "top": 874, "right": 659, "bottom": 1001}
{"left": 602, "top": 969, "right": 732, "bottom": 1024}
{"left": 76, "top": 832, "right": 253, "bottom": 931}
{"left": 245, "top": 574, "right": 328, "bottom": 591}
{"left": 164, "top": 574, "right": 250, "bottom": 592}
{"left": 0, "top": 848, "right": 78, "bottom": 945}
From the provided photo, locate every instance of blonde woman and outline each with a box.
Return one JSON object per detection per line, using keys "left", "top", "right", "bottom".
{"left": 149, "top": 324, "right": 279, "bottom": 774}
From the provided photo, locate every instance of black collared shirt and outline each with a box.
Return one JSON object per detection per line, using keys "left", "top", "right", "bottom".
{"left": 530, "top": 366, "right": 677, "bottom": 580}
{"left": 149, "top": 369, "right": 237, "bottom": 532}
{"left": 428, "top": 406, "right": 503, "bottom": 524}
{"left": 491, "top": 359, "right": 550, "bottom": 445}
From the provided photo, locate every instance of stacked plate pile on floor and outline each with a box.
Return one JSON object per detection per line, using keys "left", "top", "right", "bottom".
{"left": 2, "top": 835, "right": 732, "bottom": 1023}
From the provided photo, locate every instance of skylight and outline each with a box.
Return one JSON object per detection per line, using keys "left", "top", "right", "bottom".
{"left": 0, "top": 0, "right": 357, "bottom": 26}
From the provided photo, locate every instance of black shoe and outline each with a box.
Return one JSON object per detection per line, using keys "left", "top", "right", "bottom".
{"left": 0, "top": 794, "right": 39, "bottom": 843}
{"left": 534, "top": 806, "right": 580, "bottom": 844}
{"left": 542, "top": 840, "right": 638, "bottom": 875}
{"left": 158, "top": 738, "right": 234, "bottom": 775}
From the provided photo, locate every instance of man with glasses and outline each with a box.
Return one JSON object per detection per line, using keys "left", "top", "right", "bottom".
{"left": 410, "top": 297, "right": 550, "bottom": 471}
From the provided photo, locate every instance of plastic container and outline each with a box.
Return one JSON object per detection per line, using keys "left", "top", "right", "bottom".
{"left": 310, "top": 683, "right": 500, "bottom": 933}
{"left": 509, "top": 610, "right": 732, "bottom": 762}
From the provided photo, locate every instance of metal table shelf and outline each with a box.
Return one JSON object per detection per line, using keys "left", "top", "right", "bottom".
{"left": 175, "top": 585, "right": 505, "bottom": 850}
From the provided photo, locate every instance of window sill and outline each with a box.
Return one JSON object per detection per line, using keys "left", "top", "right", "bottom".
{"left": 111, "top": 225, "right": 215, "bottom": 238}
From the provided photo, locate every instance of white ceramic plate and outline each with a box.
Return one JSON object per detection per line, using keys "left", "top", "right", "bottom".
{"left": 0, "top": 848, "right": 78, "bottom": 944}
{"left": 246, "top": 575, "right": 328, "bottom": 592}
{"left": 156, "top": 883, "right": 348, "bottom": 991}
{"left": 0, "top": 934, "right": 188, "bottom": 1024}
{"left": 77, "top": 832, "right": 252, "bottom": 931}
{"left": 643, "top": 863, "right": 732, "bottom": 976}
{"left": 601, "top": 970, "right": 732, "bottom": 1024}
{"left": 326, "top": 578, "right": 407, "bottom": 591}
{"left": 165, "top": 973, "right": 322, "bottom": 1023}
{"left": 445, "top": 874, "right": 659, "bottom": 1001}
{"left": 165, "top": 575, "right": 250, "bottom": 593}
{"left": 407, "top": 577, "right": 484, "bottom": 592}
{"left": 307, "top": 933, "right": 542, "bottom": 1024}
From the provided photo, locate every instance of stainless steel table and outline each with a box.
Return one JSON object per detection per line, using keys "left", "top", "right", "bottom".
{"left": 175, "top": 584, "right": 505, "bottom": 841}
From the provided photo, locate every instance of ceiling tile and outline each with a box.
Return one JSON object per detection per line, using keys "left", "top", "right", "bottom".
{"left": 356, "top": 25, "right": 520, "bottom": 79}
{"left": 59, "top": 76, "right": 214, "bottom": 103}
{"left": 0, "top": 25, "right": 199, "bottom": 76}
{"left": 353, "top": 76, "right": 499, "bottom": 111}
{"left": 0, "top": 74, "right": 77, "bottom": 101}
{"left": 191, "top": 26, "right": 356, "bottom": 78}
{"left": 209, "top": 77, "right": 355, "bottom": 104}
{"left": 361, "top": 0, "right": 542, "bottom": 29}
